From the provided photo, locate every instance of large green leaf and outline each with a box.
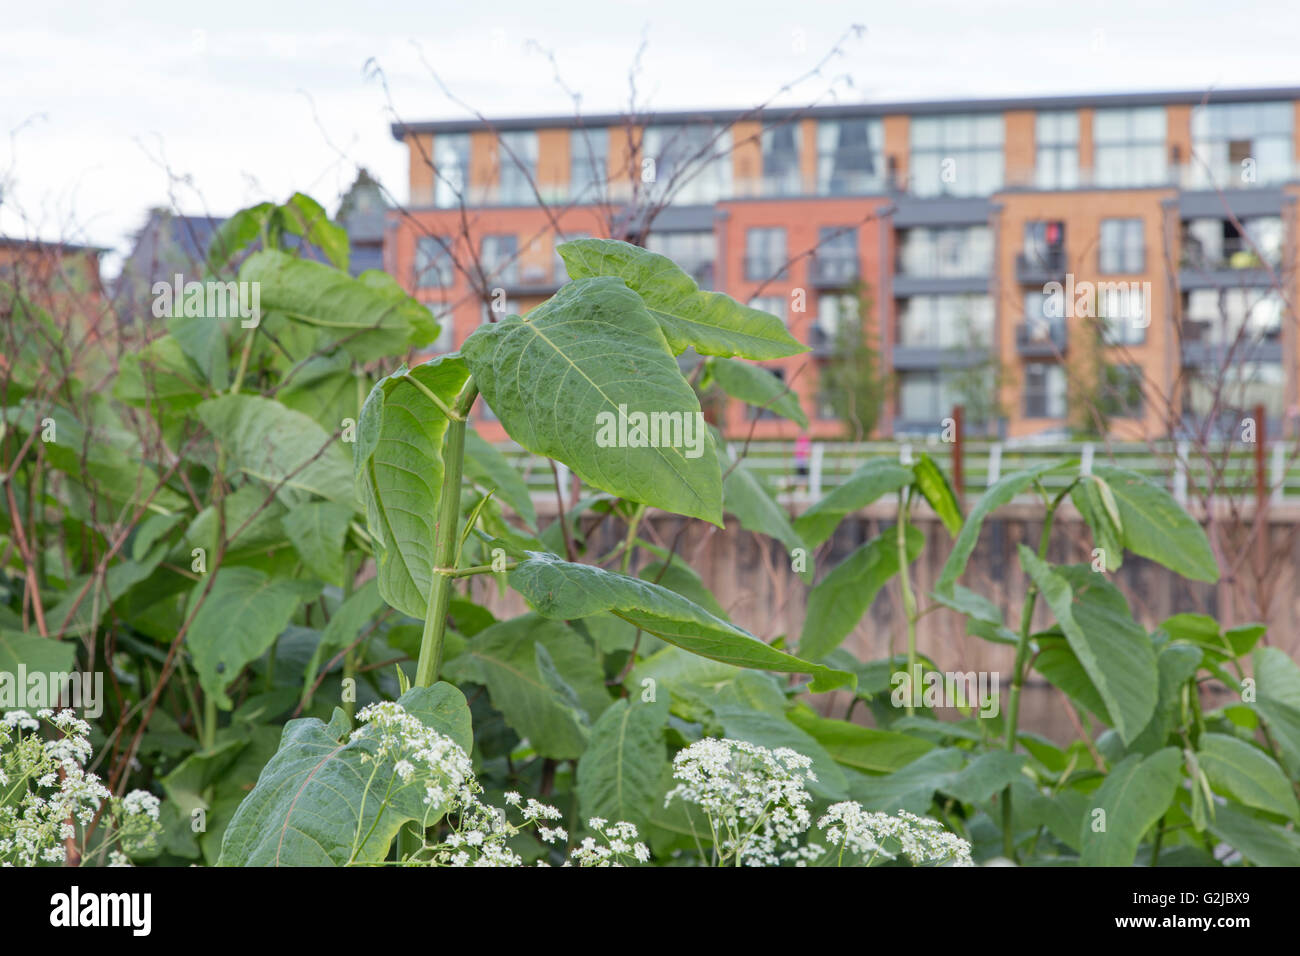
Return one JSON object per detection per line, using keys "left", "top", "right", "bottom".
{"left": 354, "top": 356, "right": 471, "bottom": 619}
{"left": 448, "top": 614, "right": 611, "bottom": 760}
{"left": 300, "top": 580, "right": 386, "bottom": 707}
{"left": 709, "top": 358, "right": 808, "bottom": 426}
{"left": 240, "top": 249, "right": 436, "bottom": 361}
{"left": 218, "top": 683, "right": 471, "bottom": 866}
{"left": 509, "top": 551, "right": 853, "bottom": 693}
{"left": 1207, "top": 803, "right": 1300, "bottom": 866}
{"left": 198, "top": 394, "right": 354, "bottom": 506}
{"left": 847, "top": 747, "right": 966, "bottom": 814}
{"left": 911, "top": 454, "right": 962, "bottom": 536}
{"left": 1019, "top": 552, "right": 1157, "bottom": 744}
{"left": 576, "top": 696, "right": 669, "bottom": 833}
{"left": 721, "top": 457, "right": 808, "bottom": 578}
{"left": 185, "top": 567, "right": 322, "bottom": 709}
{"left": 558, "top": 238, "right": 806, "bottom": 360}
{"left": 462, "top": 277, "right": 723, "bottom": 524}
{"left": 793, "top": 458, "right": 914, "bottom": 548}
{"left": 282, "top": 500, "right": 352, "bottom": 587}
{"left": 935, "top": 462, "right": 1070, "bottom": 596}
{"left": 799, "top": 527, "right": 922, "bottom": 662}
{"left": 0, "top": 630, "right": 76, "bottom": 675}
{"left": 1092, "top": 465, "right": 1218, "bottom": 583}
{"left": 1071, "top": 474, "right": 1123, "bottom": 571}
{"left": 1196, "top": 732, "right": 1299, "bottom": 820}
{"left": 464, "top": 429, "right": 537, "bottom": 530}
{"left": 787, "top": 707, "right": 934, "bottom": 773}
{"left": 1252, "top": 647, "right": 1300, "bottom": 777}
{"left": 1078, "top": 748, "right": 1182, "bottom": 866}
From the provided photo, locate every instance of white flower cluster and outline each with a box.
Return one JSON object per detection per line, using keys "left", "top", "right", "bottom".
{"left": 665, "top": 737, "right": 973, "bottom": 867}
{"left": 0, "top": 709, "right": 162, "bottom": 867}
{"left": 816, "top": 802, "right": 973, "bottom": 867}
{"left": 665, "top": 737, "right": 817, "bottom": 866}
{"left": 350, "top": 703, "right": 649, "bottom": 868}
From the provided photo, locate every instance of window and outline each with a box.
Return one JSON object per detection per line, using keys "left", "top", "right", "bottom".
{"left": 1024, "top": 363, "right": 1067, "bottom": 418}
{"left": 1182, "top": 216, "right": 1283, "bottom": 271}
{"left": 897, "top": 295, "right": 993, "bottom": 349}
{"left": 816, "top": 118, "right": 884, "bottom": 195}
{"left": 433, "top": 133, "right": 470, "bottom": 208}
{"left": 480, "top": 234, "right": 518, "bottom": 286}
{"left": 643, "top": 124, "right": 732, "bottom": 204}
{"left": 1100, "top": 365, "right": 1144, "bottom": 419}
{"left": 1099, "top": 218, "right": 1144, "bottom": 273}
{"left": 646, "top": 231, "right": 716, "bottom": 288}
{"left": 744, "top": 228, "right": 787, "bottom": 281}
{"left": 1185, "top": 289, "right": 1283, "bottom": 345}
{"left": 429, "top": 306, "right": 455, "bottom": 352}
{"left": 1022, "top": 221, "right": 1066, "bottom": 273}
{"left": 761, "top": 124, "right": 802, "bottom": 196}
{"left": 415, "top": 236, "right": 454, "bottom": 288}
{"left": 897, "top": 371, "right": 959, "bottom": 423}
{"left": 497, "top": 131, "right": 538, "bottom": 204}
{"left": 1094, "top": 107, "right": 1167, "bottom": 187}
{"left": 813, "top": 227, "right": 859, "bottom": 284}
{"left": 1098, "top": 284, "right": 1149, "bottom": 345}
{"left": 1036, "top": 111, "right": 1079, "bottom": 189}
{"left": 816, "top": 293, "right": 858, "bottom": 347}
{"left": 909, "top": 114, "right": 1004, "bottom": 197}
{"left": 897, "top": 226, "right": 992, "bottom": 277}
{"left": 569, "top": 128, "right": 608, "bottom": 201}
{"left": 1190, "top": 102, "right": 1293, "bottom": 187}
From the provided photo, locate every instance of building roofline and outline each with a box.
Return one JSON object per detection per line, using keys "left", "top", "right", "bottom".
{"left": 389, "top": 85, "right": 1300, "bottom": 140}
{"left": 0, "top": 236, "right": 107, "bottom": 254}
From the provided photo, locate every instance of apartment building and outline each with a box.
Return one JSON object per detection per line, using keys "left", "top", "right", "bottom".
{"left": 388, "top": 87, "right": 1300, "bottom": 441}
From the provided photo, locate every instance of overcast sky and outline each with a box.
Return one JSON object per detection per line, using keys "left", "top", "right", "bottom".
{"left": 4, "top": 0, "right": 1299, "bottom": 271}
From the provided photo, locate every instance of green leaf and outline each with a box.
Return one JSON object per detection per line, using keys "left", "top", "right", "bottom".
{"left": 638, "top": 559, "right": 727, "bottom": 619}
{"left": 1078, "top": 748, "right": 1182, "bottom": 866}
{"left": 185, "top": 567, "right": 322, "bottom": 709}
{"left": 462, "top": 277, "right": 723, "bottom": 524}
{"left": 714, "top": 706, "right": 848, "bottom": 800}
{"left": 1019, "top": 553, "right": 1157, "bottom": 744}
{"left": 354, "top": 355, "right": 471, "bottom": 619}
{"left": 1092, "top": 465, "right": 1218, "bottom": 583}
{"left": 938, "top": 751, "right": 1028, "bottom": 805}
{"left": 1072, "top": 475, "right": 1123, "bottom": 571}
{"left": 300, "top": 580, "right": 386, "bottom": 707}
{"left": 1197, "top": 732, "right": 1299, "bottom": 820}
{"left": 198, "top": 394, "right": 354, "bottom": 506}
{"left": 282, "top": 501, "right": 352, "bottom": 587}
{"left": 1127, "top": 643, "right": 1202, "bottom": 755}
{"left": 558, "top": 238, "right": 806, "bottom": 360}
{"left": 709, "top": 358, "right": 808, "bottom": 426}
{"left": 848, "top": 747, "right": 966, "bottom": 814}
{"left": 240, "top": 249, "right": 436, "bottom": 362}
{"left": 911, "top": 454, "right": 962, "bottom": 536}
{"left": 509, "top": 551, "right": 852, "bottom": 693}
{"left": 576, "top": 696, "right": 669, "bottom": 833}
{"left": 800, "top": 527, "right": 922, "bottom": 662}
{"left": 276, "top": 192, "right": 350, "bottom": 270}
{"left": 0, "top": 630, "right": 76, "bottom": 675}
{"left": 206, "top": 201, "right": 274, "bottom": 273}
{"left": 1207, "top": 803, "right": 1300, "bottom": 866}
{"left": 792, "top": 458, "right": 913, "bottom": 548}
{"left": 935, "top": 462, "right": 1070, "bottom": 596}
{"left": 218, "top": 684, "right": 471, "bottom": 866}
{"left": 464, "top": 429, "right": 537, "bottom": 530}
{"left": 721, "top": 456, "right": 808, "bottom": 578}
{"left": 449, "top": 614, "right": 610, "bottom": 760}
{"left": 787, "top": 707, "right": 934, "bottom": 773}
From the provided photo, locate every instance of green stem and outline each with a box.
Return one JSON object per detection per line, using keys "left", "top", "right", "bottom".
{"left": 620, "top": 504, "right": 647, "bottom": 575}
{"left": 896, "top": 489, "right": 918, "bottom": 716}
{"left": 413, "top": 381, "right": 479, "bottom": 688}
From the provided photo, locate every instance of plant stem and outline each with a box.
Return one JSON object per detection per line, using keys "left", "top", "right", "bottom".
{"left": 896, "top": 489, "right": 918, "bottom": 716}
{"left": 413, "top": 381, "right": 479, "bottom": 688}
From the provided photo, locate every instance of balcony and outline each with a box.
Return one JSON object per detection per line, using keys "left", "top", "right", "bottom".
{"left": 1016, "top": 317, "right": 1068, "bottom": 357}
{"left": 809, "top": 325, "right": 836, "bottom": 357}
{"left": 497, "top": 263, "right": 565, "bottom": 295}
{"left": 1014, "top": 248, "right": 1067, "bottom": 285}
{"left": 743, "top": 257, "right": 789, "bottom": 283}
{"left": 1180, "top": 320, "right": 1282, "bottom": 366}
{"left": 810, "top": 254, "right": 860, "bottom": 288}
{"left": 892, "top": 344, "right": 991, "bottom": 370}
{"left": 1179, "top": 239, "right": 1280, "bottom": 291}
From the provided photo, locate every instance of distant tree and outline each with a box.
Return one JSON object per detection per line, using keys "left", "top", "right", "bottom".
{"left": 819, "top": 279, "right": 886, "bottom": 439}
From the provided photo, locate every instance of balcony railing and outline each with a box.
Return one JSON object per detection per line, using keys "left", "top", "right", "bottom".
{"left": 1016, "top": 317, "right": 1068, "bottom": 357}
{"left": 1180, "top": 238, "right": 1282, "bottom": 274}
{"left": 1181, "top": 319, "right": 1282, "bottom": 365}
{"left": 1014, "top": 248, "right": 1067, "bottom": 284}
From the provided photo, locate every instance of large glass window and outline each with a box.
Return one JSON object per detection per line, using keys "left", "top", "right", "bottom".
{"left": 1093, "top": 107, "right": 1167, "bottom": 187}
{"left": 1182, "top": 216, "right": 1283, "bottom": 271}
{"left": 1023, "top": 363, "right": 1067, "bottom": 418}
{"left": 1036, "top": 111, "right": 1079, "bottom": 189}
{"left": 1099, "top": 218, "right": 1145, "bottom": 273}
{"left": 497, "top": 131, "right": 538, "bottom": 204}
{"left": 415, "top": 236, "right": 455, "bottom": 288}
{"left": 813, "top": 226, "right": 859, "bottom": 284}
{"left": 569, "top": 128, "right": 609, "bottom": 202}
{"left": 646, "top": 231, "right": 716, "bottom": 288}
{"left": 761, "top": 124, "right": 802, "bottom": 196}
{"left": 897, "top": 295, "right": 993, "bottom": 349}
{"left": 816, "top": 118, "right": 884, "bottom": 195}
{"left": 816, "top": 292, "right": 858, "bottom": 341}
{"left": 897, "top": 226, "right": 992, "bottom": 277}
{"left": 909, "top": 114, "right": 1004, "bottom": 197}
{"left": 1099, "top": 284, "right": 1149, "bottom": 345}
{"left": 744, "top": 227, "right": 787, "bottom": 281}
{"left": 480, "top": 234, "right": 518, "bottom": 286}
{"left": 433, "top": 133, "right": 470, "bottom": 208}
{"left": 1190, "top": 101, "right": 1293, "bottom": 187}
{"left": 1185, "top": 289, "right": 1283, "bottom": 345}
{"left": 643, "top": 124, "right": 732, "bottom": 204}
{"left": 898, "top": 371, "right": 960, "bottom": 423}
